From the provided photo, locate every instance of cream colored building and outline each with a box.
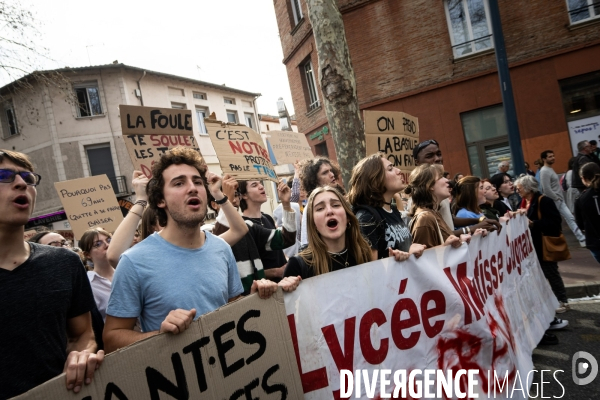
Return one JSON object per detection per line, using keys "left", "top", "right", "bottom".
{"left": 258, "top": 114, "right": 298, "bottom": 133}
{"left": 0, "top": 63, "right": 261, "bottom": 221}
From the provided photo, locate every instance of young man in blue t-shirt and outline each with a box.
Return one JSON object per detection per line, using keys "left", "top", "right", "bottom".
{"left": 104, "top": 147, "right": 291, "bottom": 353}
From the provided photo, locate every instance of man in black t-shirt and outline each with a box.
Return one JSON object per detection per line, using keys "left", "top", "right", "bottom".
{"left": 0, "top": 149, "right": 103, "bottom": 399}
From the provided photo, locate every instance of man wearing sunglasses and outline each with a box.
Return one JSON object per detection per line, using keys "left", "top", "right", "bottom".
{"left": 0, "top": 150, "right": 103, "bottom": 399}
{"left": 412, "top": 140, "right": 501, "bottom": 234}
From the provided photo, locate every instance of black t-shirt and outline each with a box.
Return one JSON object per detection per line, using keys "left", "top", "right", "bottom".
{"left": 242, "top": 213, "right": 287, "bottom": 281}
{"left": 284, "top": 250, "right": 358, "bottom": 279}
{"left": 0, "top": 243, "right": 96, "bottom": 399}
{"left": 355, "top": 206, "right": 412, "bottom": 259}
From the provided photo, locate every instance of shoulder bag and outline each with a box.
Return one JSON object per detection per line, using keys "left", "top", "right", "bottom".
{"left": 537, "top": 195, "right": 571, "bottom": 262}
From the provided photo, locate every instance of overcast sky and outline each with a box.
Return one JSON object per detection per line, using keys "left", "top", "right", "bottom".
{"left": 26, "top": 0, "right": 294, "bottom": 116}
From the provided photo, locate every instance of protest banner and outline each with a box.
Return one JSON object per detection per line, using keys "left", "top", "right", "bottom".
{"left": 364, "top": 110, "right": 420, "bottom": 182}
{"left": 119, "top": 105, "right": 200, "bottom": 178}
{"left": 205, "top": 117, "right": 277, "bottom": 182}
{"left": 267, "top": 130, "right": 314, "bottom": 165}
{"left": 54, "top": 175, "right": 124, "bottom": 239}
{"left": 285, "top": 216, "right": 556, "bottom": 400}
{"left": 17, "top": 290, "right": 304, "bottom": 400}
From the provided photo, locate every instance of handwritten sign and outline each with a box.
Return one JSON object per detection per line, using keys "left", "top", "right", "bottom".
{"left": 206, "top": 118, "right": 277, "bottom": 182}
{"left": 267, "top": 130, "right": 314, "bottom": 165}
{"left": 364, "top": 110, "right": 420, "bottom": 179}
{"left": 17, "top": 290, "right": 304, "bottom": 400}
{"left": 119, "top": 105, "right": 200, "bottom": 178}
{"left": 54, "top": 175, "right": 124, "bottom": 239}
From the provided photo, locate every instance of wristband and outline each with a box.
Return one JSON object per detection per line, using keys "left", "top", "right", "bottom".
{"left": 479, "top": 216, "right": 486, "bottom": 222}
{"left": 214, "top": 195, "right": 228, "bottom": 205}
{"left": 134, "top": 200, "right": 148, "bottom": 208}
{"left": 466, "top": 226, "right": 471, "bottom": 234}
{"left": 129, "top": 210, "right": 142, "bottom": 218}
{"left": 462, "top": 228, "right": 466, "bottom": 235}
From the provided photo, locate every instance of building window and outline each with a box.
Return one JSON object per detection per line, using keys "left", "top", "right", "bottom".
{"left": 315, "top": 142, "right": 328, "bottom": 157}
{"left": 193, "top": 92, "right": 207, "bottom": 100}
{"left": 74, "top": 84, "right": 103, "bottom": 117}
{"left": 291, "top": 0, "right": 303, "bottom": 25}
{"left": 242, "top": 100, "right": 252, "bottom": 107}
{"left": 444, "top": 0, "right": 493, "bottom": 58}
{"left": 567, "top": 0, "right": 600, "bottom": 24}
{"left": 196, "top": 107, "right": 208, "bottom": 135}
{"left": 244, "top": 113, "right": 255, "bottom": 129}
{"left": 559, "top": 71, "right": 600, "bottom": 122}
{"left": 3, "top": 102, "right": 18, "bottom": 137}
{"left": 224, "top": 97, "right": 236, "bottom": 105}
{"left": 171, "top": 102, "right": 186, "bottom": 109}
{"left": 168, "top": 87, "right": 185, "bottom": 97}
{"left": 460, "top": 105, "right": 511, "bottom": 178}
{"left": 226, "top": 111, "right": 238, "bottom": 123}
{"left": 303, "top": 61, "right": 320, "bottom": 111}
{"left": 86, "top": 143, "right": 126, "bottom": 195}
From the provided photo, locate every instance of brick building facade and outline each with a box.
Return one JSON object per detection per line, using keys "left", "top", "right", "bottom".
{"left": 274, "top": 0, "right": 600, "bottom": 175}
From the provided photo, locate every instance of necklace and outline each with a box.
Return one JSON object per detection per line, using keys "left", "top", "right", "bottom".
{"left": 247, "top": 215, "right": 264, "bottom": 226}
{"left": 328, "top": 248, "right": 349, "bottom": 268}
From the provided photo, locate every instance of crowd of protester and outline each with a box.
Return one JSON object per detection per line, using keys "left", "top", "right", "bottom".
{"left": 1, "top": 137, "right": 600, "bottom": 398}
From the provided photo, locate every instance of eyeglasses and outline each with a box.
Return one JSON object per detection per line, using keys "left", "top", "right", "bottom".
{"left": 92, "top": 237, "right": 112, "bottom": 248}
{"left": 0, "top": 169, "right": 42, "bottom": 186}
{"left": 48, "top": 240, "right": 70, "bottom": 247}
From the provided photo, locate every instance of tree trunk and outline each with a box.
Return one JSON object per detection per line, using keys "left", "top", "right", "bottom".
{"left": 305, "top": 0, "right": 365, "bottom": 188}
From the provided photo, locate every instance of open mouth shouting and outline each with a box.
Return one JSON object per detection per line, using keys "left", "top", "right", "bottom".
{"left": 186, "top": 197, "right": 202, "bottom": 210}
{"left": 12, "top": 195, "right": 30, "bottom": 210}
{"left": 326, "top": 218, "right": 339, "bottom": 230}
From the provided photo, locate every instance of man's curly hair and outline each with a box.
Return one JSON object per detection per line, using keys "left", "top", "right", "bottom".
{"left": 300, "top": 157, "right": 341, "bottom": 195}
{"left": 146, "top": 147, "right": 207, "bottom": 227}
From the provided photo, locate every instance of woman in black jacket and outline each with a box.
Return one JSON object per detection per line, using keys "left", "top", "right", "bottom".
{"left": 490, "top": 173, "right": 514, "bottom": 216}
{"left": 514, "top": 175, "right": 569, "bottom": 314}
{"left": 575, "top": 162, "right": 600, "bottom": 264}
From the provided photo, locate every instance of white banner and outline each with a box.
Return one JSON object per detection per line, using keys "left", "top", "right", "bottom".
{"left": 567, "top": 115, "right": 600, "bottom": 156}
{"left": 284, "top": 216, "right": 557, "bottom": 399}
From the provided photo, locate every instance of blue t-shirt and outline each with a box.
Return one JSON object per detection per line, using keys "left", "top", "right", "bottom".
{"left": 107, "top": 231, "right": 243, "bottom": 332}
{"left": 456, "top": 208, "right": 484, "bottom": 226}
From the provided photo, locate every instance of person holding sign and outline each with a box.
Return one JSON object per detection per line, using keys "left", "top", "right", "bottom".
{"left": 104, "top": 147, "right": 276, "bottom": 353}
{"left": 0, "top": 150, "right": 103, "bottom": 399}
{"left": 348, "top": 153, "right": 426, "bottom": 260}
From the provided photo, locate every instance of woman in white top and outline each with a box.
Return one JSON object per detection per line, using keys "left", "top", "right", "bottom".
{"left": 80, "top": 227, "right": 113, "bottom": 321}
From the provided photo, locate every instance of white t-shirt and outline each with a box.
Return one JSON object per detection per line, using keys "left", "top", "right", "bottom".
{"left": 87, "top": 271, "right": 112, "bottom": 322}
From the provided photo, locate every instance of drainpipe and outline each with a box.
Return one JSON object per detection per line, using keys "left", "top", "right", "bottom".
{"left": 137, "top": 71, "right": 146, "bottom": 106}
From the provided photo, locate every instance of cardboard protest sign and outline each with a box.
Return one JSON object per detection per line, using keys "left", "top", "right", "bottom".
{"left": 285, "top": 216, "right": 556, "bottom": 399}
{"left": 23, "top": 229, "right": 37, "bottom": 241}
{"left": 119, "top": 105, "right": 200, "bottom": 178}
{"left": 364, "top": 110, "right": 420, "bottom": 181}
{"left": 17, "top": 290, "right": 304, "bottom": 400}
{"left": 267, "top": 130, "right": 314, "bottom": 165}
{"left": 205, "top": 117, "right": 277, "bottom": 182}
{"left": 54, "top": 175, "right": 124, "bottom": 239}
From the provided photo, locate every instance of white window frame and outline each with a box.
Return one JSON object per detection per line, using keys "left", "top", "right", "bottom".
{"left": 171, "top": 102, "right": 186, "bottom": 109}
{"left": 196, "top": 107, "right": 209, "bottom": 135}
{"left": 193, "top": 91, "right": 207, "bottom": 100}
{"left": 74, "top": 83, "right": 103, "bottom": 117}
{"left": 3, "top": 102, "right": 18, "bottom": 138}
{"left": 303, "top": 61, "right": 320, "bottom": 111}
{"left": 244, "top": 113, "right": 255, "bottom": 129}
{"left": 224, "top": 97, "right": 236, "bottom": 105}
{"left": 444, "top": 0, "right": 494, "bottom": 59}
{"left": 291, "top": 0, "right": 303, "bottom": 25}
{"left": 566, "top": 0, "right": 600, "bottom": 24}
{"left": 226, "top": 110, "right": 238, "bottom": 123}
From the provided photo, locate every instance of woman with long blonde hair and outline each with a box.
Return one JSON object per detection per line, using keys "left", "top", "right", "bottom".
{"left": 284, "top": 186, "right": 408, "bottom": 279}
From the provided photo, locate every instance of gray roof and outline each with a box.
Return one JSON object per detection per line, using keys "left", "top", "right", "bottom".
{"left": 1, "top": 63, "right": 261, "bottom": 98}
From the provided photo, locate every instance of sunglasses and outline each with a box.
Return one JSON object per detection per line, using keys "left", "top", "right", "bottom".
{"left": 0, "top": 169, "right": 42, "bottom": 186}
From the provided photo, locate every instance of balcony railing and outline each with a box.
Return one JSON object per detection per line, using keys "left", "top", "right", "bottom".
{"left": 109, "top": 175, "right": 128, "bottom": 196}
